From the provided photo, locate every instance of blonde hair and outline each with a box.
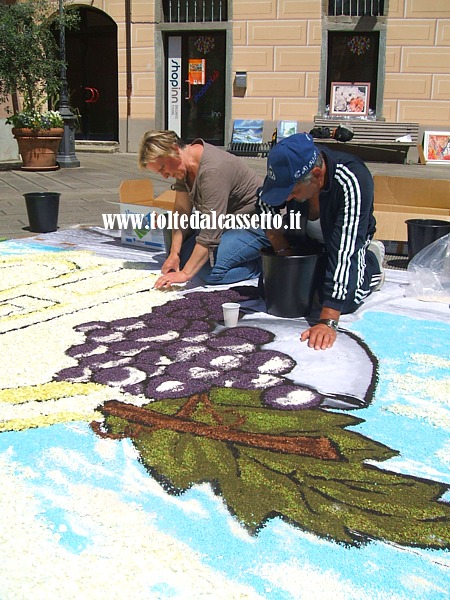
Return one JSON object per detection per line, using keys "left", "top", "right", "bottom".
{"left": 138, "top": 130, "right": 185, "bottom": 169}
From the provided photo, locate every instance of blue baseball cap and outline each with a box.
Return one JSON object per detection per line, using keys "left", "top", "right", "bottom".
{"left": 260, "top": 133, "right": 319, "bottom": 206}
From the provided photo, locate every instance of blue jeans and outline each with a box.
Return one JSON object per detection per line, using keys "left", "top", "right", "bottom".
{"left": 180, "top": 228, "right": 271, "bottom": 285}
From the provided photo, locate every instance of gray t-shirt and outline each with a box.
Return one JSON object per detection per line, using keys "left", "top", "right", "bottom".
{"left": 173, "top": 139, "right": 262, "bottom": 249}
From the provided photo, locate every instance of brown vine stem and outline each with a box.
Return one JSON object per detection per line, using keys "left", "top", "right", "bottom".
{"left": 101, "top": 398, "right": 341, "bottom": 461}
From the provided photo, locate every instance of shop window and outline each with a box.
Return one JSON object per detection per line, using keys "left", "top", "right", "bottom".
{"left": 326, "top": 31, "right": 379, "bottom": 116}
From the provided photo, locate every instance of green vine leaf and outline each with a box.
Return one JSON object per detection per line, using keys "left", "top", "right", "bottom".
{"left": 97, "top": 388, "right": 450, "bottom": 549}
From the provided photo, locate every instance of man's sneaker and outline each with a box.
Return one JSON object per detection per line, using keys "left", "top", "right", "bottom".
{"left": 368, "top": 240, "right": 385, "bottom": 292}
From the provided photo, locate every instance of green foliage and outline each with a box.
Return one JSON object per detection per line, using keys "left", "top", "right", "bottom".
{"left": 102, "top": 388, "right": 450, "bottom": 549}
{"left": 0, "top": 0, "right": 78, "bottom": 128}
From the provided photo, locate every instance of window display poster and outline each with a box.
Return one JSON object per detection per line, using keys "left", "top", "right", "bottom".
{"left": 188, "top": 59, "right": 206, "bottom": 85}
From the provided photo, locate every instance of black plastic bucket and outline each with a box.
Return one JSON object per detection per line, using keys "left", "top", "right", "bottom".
{"left": 261, "top": 248, "right": 319, "bottom": 318}
{"left": 24, "top": 192, "right": 61, "bottom": 233}
{"left": 405, "top": 218, "right": 450, "bottom": 260}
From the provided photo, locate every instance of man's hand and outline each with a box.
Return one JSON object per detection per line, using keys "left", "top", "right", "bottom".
{"left": 300, "top": 323, "right": 337, "bottom": 350}
{"left": 301, "top": 308, "right": 341, "bottom": 350}
{"left": 153, "top": 270, "right": 189, "bottom": 289}
{"left": 266, "top": 232, "right": 291, "bottom": 254}
{"left": 275, "top": 247, "right": 294, "bottom": 256}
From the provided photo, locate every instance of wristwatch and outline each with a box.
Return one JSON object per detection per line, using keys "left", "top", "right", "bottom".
{"left": 318, "top": 318, "right": 339, "bottom": 331}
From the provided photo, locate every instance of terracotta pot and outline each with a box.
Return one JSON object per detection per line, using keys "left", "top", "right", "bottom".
{"left": 12, "top": 127, "right": 64, "bottom": 171}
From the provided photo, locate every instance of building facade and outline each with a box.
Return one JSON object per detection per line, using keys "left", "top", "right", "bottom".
{"left": 2, "top": 0, "right": 450, "bottom": 156}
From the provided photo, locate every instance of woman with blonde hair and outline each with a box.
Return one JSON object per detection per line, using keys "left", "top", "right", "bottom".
{"left": 139, "top": 130, "right": 270, "bottom": 289}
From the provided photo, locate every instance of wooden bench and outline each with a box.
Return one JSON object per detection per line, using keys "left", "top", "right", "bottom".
{"left": 312, "top": 118, "right": 420, "bottom": 164}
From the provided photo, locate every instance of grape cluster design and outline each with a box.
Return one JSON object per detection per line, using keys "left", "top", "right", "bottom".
{"left": 55, "top": 289, "right": 322, "bottom": 409}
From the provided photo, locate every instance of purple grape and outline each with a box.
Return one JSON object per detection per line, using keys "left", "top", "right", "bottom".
{"left": 87, "top": 355, "right": 133, "bottom": 371}
{"left": 195, "top": 350, "right": 246, "bottom": 372}
{"left": 108, "top": 340, "right": 153, "bottom": 356}
{"left": 219, "top": 326, "right": 274, "bottom": 345}
{"left": 74, "top": 321, "right": 109, "bottom": 333}
{"left": 88, "top": 330, "right": 125, "bottom": 344}
{"left": 217, "top": 372, "right": 284, "bottom": 390}
{"left": 128, "top": 318, "right": 183, "bottom": 336}
{"left": 240, "top": 350, "right": 296, "bottom": 375}
{"left": 92, "top": 365, "right": 146, "bottom": 387}
{"left": 135, "top": 351, "right": 170, "bottom": 378}
{"left": 163, "top": 341, "right": 209, "bottom": 361}
{"left": 111, "top": 317, "right": 147, "bottom": 331}
{"left": 206, "top": 336, "right": 256, "bottom": 353}
{"left": 146, "top": 375, "right": 208, "bottom": 399}
{"left": 66, "top": 342, "right": 106, "bottom": 359}
{"left": 122, "top": 382, "right": 146, "bottom": 396}
{"left": 54, "top": 365, "right": 91, "bottom": 382}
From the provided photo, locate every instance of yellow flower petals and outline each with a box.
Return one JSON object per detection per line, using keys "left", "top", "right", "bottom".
{"left": 0, "top": 381, "right": 104, "bottom": 404}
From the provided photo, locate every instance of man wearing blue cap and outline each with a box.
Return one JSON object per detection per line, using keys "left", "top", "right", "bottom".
{"left": 258, "top": 132, "right": 384, "bottom": 351}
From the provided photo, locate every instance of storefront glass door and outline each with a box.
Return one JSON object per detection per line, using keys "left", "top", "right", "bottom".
{"left": 166, "top": 32, "right": 226, "bottom": 145}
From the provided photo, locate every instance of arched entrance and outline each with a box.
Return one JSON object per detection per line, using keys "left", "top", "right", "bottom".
{"left": 65, "top": 7, "right": 118, "bottom": 141}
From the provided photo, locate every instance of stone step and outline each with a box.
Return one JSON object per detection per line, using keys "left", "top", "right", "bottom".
{"left": 75, "top": 140, "right": 120, "bottom": 153}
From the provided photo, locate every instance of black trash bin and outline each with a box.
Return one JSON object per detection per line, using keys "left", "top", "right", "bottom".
{"left": 261, "top": 248, "right": 319, "bottom": 318}
{"left": 24, "top": 192, "right": 61, "bottom": 233}
{"left": 405, "top": 218, "right": 450, "bottom": 260}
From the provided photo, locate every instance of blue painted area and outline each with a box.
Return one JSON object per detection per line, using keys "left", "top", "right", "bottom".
{"left": 2, "top": 414, "right": 450, "bottom": 598}
{"left": 0, "top": 240, "right": 66, "bottom": 254}
{"left": 1, "top": 310, "right": 450, "bottom": 598}
{"left": 348, "top": 312, "right": 450, "bottom": 484}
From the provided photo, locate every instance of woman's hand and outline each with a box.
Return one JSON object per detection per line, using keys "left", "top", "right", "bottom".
{"left": 161, "top": 253, "right": 180, "bottom": 274}
{"left": 153, "top": 270, "right": 189, "bottom": 289}
{"left": 155, "top": 242, "right": 208, "bottom": 290}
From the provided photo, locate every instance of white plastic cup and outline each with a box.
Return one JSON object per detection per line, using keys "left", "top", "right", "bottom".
{"left": 222, "top": 302, "right": 240, "bottom": 327}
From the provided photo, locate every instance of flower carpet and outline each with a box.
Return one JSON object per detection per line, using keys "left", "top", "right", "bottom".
{"left": 1, "top": 231, "right": 449, "bottom": 600}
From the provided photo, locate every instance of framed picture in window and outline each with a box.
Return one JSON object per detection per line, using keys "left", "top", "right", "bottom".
{"left": 423, "top": 131, "right": 450, "bottom": 164}
{"left": 330, "top": 82, "right": 370, "bottom": 117}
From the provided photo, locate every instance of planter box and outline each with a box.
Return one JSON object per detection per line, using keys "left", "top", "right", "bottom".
{"left": 119, "top": 179, "right": 176, "bottom": 251}
{"left": 373, "top": 176, "right": 450, "bottom": 241}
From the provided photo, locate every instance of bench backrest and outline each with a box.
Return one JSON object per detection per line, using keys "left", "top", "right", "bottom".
{"left": 313, "top": 118, "right": 420, "bottom": 143}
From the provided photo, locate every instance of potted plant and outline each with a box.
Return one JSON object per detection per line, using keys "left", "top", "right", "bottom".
{"left": 6, "top": 109, "right": 65, "bottom": 171}
{"left": 0, "top": 0, "right": 77, "bottom": 170}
